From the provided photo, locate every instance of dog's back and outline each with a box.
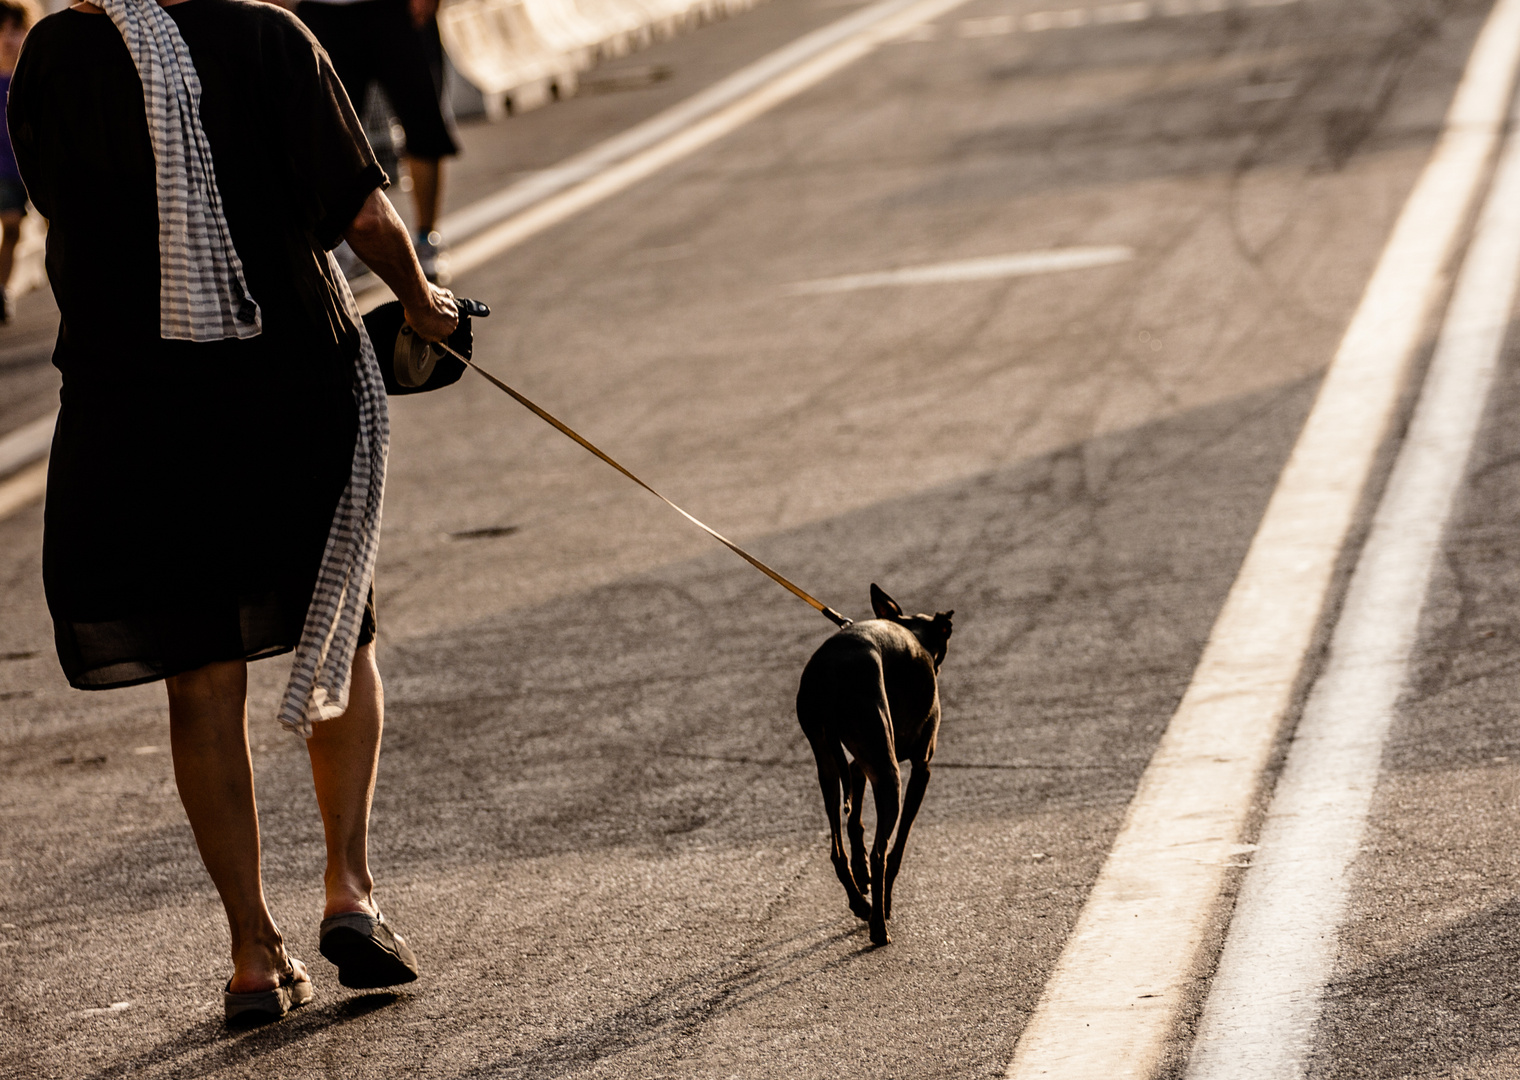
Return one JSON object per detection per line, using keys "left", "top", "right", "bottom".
{"left": 796, "top": 620, "right": 940, "bottom": 767}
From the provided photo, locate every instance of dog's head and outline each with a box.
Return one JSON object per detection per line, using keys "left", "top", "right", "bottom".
{"left": 870, "top": 583, "right": 954, "bottom": 670}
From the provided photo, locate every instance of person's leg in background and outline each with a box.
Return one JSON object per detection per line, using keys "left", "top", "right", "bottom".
{"left": 405, "top": 156, "right": 442, "bottom": 242}
{"left": 294, "top": 0, "right": 381, "bottom": 279}
{"left": 0, "top": 206, "right": 23, "bottom": 322}
{"left": 381, "top": 0, "right": 458, "bottom": 280}
{"left": 408, "top": 5, "right": 449, "bottom": 261}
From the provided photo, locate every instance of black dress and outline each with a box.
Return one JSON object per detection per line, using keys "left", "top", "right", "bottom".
{"left": 9, "top": 0, "right": 387, "bottom": 689}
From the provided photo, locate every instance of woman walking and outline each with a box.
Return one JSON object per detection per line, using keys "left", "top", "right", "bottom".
{"left": 8, "top": 0, "right": 457, "bottom": 1021}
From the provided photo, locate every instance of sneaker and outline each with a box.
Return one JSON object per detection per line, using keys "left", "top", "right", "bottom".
{"left": 414, "top": 230, "right": 450, "bottom": 285}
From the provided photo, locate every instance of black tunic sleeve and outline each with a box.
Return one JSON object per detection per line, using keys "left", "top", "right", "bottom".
{"left": 8, "top": 27, "right": 48, "bottom": 219}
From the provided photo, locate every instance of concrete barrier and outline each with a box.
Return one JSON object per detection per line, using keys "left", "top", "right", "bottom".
{"left": 439, "top": 0, "right": 577, "bottom": 116}
{"left": 438, "top": 0, "right": 770, "bottom": 116}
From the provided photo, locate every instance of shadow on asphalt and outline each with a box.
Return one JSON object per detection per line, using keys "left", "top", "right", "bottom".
{"left": 8, "top": 371, "right": 1325, "bottom": 915}
{"left": 9, "top": 371, "right": 1324, "bottom": 1080}
{"left": 363, "top": 371, "right": 1323, "bottom": 865}
{"left": 453, "top": 919, "right": 873, "bottom": 1078}
{"left": 1310, "top": 899, "right": 1520, "bottom": 1077}
{"left": 79, "top": 992, "right": 404, "bottom": 1080}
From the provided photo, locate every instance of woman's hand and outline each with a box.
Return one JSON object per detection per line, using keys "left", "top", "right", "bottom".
{"left": 343, "top": 190, "right": 459, "bottom": 340}
{"left": 404, "top": 283, "right": 459, "bottom": 343}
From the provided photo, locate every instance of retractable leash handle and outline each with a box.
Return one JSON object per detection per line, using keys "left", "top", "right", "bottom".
{"left": 427, "top": 335, "right": 854, "bottom": 630}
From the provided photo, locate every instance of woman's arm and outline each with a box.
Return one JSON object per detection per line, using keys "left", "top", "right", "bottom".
{"left": 343, "top": 188, "right": 458, "bottom": 342}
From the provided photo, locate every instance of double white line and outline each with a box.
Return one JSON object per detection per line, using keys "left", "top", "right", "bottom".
{"left": 1005, "top": 0, "right": 1520, "bottom": 1073}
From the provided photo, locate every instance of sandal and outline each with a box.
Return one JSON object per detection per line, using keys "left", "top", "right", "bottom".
{"left": 319, "top": 910, "right": 419, "bottom": 989}
{"left": 223, "top": 960, "right": 314, "bottom": 1024}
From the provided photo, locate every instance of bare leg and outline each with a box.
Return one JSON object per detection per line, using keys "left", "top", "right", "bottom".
{"left": 405, "top": 157, "right": 441, "bottom": 236}
{"left": 0, "top": 212, "right": 22, "bottom": 292}
{"left": 305, "top": 643, "right": 384, "bottom": 919}
{"left": 166, "top": 660, "right": 299, "bottom": 994}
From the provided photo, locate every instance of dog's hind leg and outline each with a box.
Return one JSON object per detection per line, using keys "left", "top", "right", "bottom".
{"left": 883, "top": 761, "right": 931, "bottom": 921}
{"left": 846, "top": 757, "right": 870, "bottom": 896}
{"left": 808, "top": 735, "right": 871, "bottom": 922}
{"left": 866, "top": 764, "right": 902, "bottom": 946}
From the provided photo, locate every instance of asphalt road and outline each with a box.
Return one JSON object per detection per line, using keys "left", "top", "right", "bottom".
{"left": 0, "top": 0, "right": 1512, "bottom": 1075}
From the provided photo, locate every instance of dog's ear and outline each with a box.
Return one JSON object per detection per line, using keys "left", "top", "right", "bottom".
{"left": 934, "top": 610, "right": 954, "bottom": 637}
{"left": 870, "top": 583, "right": 903, "bottom": 620}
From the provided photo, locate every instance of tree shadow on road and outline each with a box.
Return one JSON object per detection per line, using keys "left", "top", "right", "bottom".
{"left": 452, "top": 917, "right": 873, "bottom": 1079}
{"left": 79, "top": 991, "right": 403, "bottom": 1080}
{"left": 1309, "top": 898, "right": 1520, "bottom": 1077}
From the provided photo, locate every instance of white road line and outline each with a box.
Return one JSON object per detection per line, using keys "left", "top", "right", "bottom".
{"left": 1184, "top": 41, "right": 1520, "bottom": 1080}
{"left": 958, "top": 13, "right": 1017, "bottom": 35}
{"left": 1094, "top": 1, "right": 1150, "bottom": 23}
{"left": 0, "top": 410, "right": 55, "bottom": 479}
{"left": 1002, "top": 0, "right": 1520, "bottom": 1074}
{"left": 939, "top": 0, "right": 1292, "bottom": 38}
{"left": 359, "top": 0, "right": 981, "bottom": 312}
{"left": 1023, "top": 9, "right": 1089, "bottom": 29}
{"left": 781, "top": 247, "right": 1134, "bottom": 294}
{"left": 435, "top": 0, "right": 935, "bottom": 244}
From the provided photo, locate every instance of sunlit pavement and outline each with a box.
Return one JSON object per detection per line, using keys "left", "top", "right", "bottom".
{"left": 3, "top": 0, "right": 1518, "bottom": 1076}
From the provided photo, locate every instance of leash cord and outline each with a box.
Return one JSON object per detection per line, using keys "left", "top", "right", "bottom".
{"left": 435, "top": 343, "right": 853, "bottom": 629}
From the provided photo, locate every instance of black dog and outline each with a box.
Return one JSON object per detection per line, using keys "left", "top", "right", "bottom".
{"left": 796, "top": 585, "right": 953, "bottom": 945}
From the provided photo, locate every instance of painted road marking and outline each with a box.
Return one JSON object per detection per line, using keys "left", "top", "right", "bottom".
{"left": 1094, "top": 1, "right": 1150, "bottom": 22}
{"left": 434, "top": 0, "right": 946, "bottom": 246}
{"left": 1002, "top": 0, "right": 1520, "bottom": 1074}
{"left": 919, "top": 0, "right": 1291, "bottom": 41}
{"left": 359, "top": 0, "right": 984, "bottom": 312}
{"left": 959, "top": 13, "right": 1017, "bottom": 34}
{"left": 781, "top": 247, "right": 1134, "bottom": 294}
{"left": 1023, "top": 7, "right": 1089, "bottom": 28}
{"left": 1184, "top": 44, "right": 1520, "bottom": 1080}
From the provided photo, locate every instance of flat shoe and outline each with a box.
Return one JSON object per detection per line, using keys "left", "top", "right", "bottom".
{"left": 223, "top": 962, "right": 314, "bottom": 1024}
{"left": 319, "top": 910, "right": 419, "bottom": 989}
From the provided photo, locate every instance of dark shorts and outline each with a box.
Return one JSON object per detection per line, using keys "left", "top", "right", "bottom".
{"left": 296, "top": 0, "right": 458, "bottom": 161}
{"left": 0, "top": 176, "right": 28, "bottom": 216}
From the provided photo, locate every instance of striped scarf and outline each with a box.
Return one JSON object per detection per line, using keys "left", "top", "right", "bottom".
{"left": 102, "top": 0, "right": 389, "bottom": 736}
{"left": 277, "top": 251, "right": 389, "bottom": 737}
{"left": 98, "top": 0, "right": 261, "bottom": 340}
